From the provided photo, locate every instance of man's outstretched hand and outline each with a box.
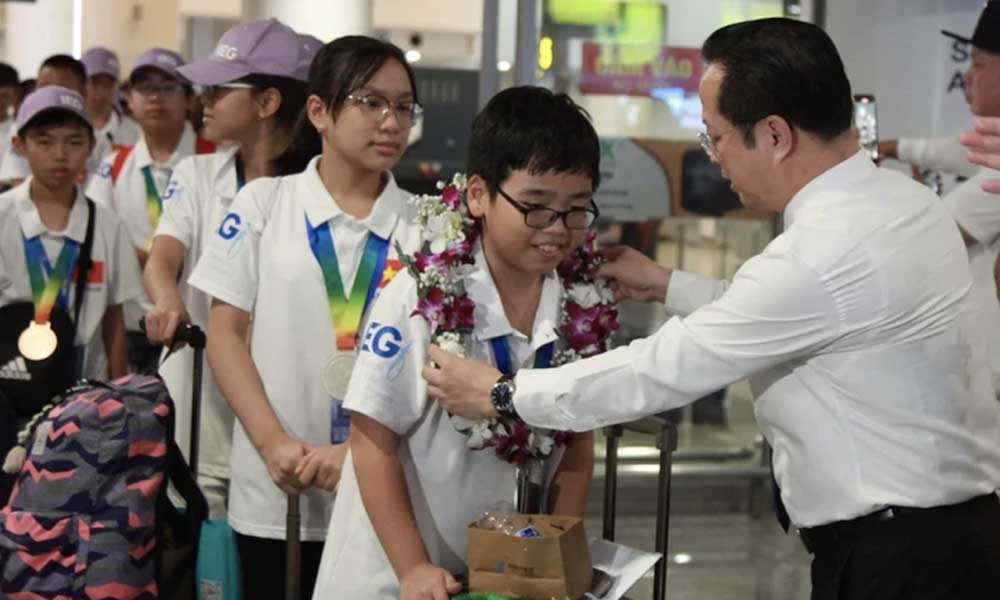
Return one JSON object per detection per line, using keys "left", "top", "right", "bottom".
{"left": 423, "top": 345, "right": 501, "bottom": 420}
{"left": 596, "top": 245, "right": 672, "bottom": 303}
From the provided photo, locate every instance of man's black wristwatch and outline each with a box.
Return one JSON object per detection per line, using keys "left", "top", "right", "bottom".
{"left": 490, "top": 374, "right": 518, "bottom": 419}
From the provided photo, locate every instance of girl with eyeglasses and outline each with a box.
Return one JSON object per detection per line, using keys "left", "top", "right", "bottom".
{"left": 187, "top": 35, "right": 425, "bottom": 599}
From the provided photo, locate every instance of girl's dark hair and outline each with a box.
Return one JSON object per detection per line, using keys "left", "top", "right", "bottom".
{"left": 236, "top": 74, "right": 307, "bottom": 175}
{"left": 273, "top": 35, "right": 418, "bottom": 176}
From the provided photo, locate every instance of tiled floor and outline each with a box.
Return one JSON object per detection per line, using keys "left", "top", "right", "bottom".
{"left": 584, "top": 418, "right": 814, "bottom": 600}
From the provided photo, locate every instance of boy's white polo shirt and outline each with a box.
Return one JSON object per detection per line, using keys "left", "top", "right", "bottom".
{"left": 188, "top": 156, "right": 423, "bottom": 541}
{"left": 311, "top": 243, "right": 565, "bottom": 600}
{"left": 0, "top": 179, "right": 143, "bottom": 379}
{"left": 152, "top": 146, "right": 240, "bottom": 479}
{"left": 86, "top": 123, "right": 200, "bottom": 330}
{"left": 96, "top": 111, "right": 142, "bottom": 148}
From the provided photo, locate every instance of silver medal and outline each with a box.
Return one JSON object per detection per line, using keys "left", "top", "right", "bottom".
{"left": 322, "top": 354, "right": 358, "bottom": 399}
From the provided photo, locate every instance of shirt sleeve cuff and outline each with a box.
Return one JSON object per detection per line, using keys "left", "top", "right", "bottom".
{"left": 514, "top": 367, "right": 574, "bottom": 431}
{"left": 153, "top": 220, "right": 191, "bottom": 249}
{"left": 187, "top": 273, "right": 253, "bottom": 313}
{"left": 897, "top": 138, "right": 921, "bottom": 166}
{"left": 664, "top": 270, "right": 729, "bottom": 316}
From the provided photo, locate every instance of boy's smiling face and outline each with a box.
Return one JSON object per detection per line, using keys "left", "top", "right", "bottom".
{"left": 467, "top": 168, "right": 594, "bottom": 275}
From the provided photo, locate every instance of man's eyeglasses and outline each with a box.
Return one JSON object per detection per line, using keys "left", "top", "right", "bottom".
{"left": 346, "top": 93, "right": 423, "bottom": 126}
{"left": 496, "top": 186, "right": 599, "bottom": 230}
{"left": 133, "top": 82, "right": 186, "bottom": 98}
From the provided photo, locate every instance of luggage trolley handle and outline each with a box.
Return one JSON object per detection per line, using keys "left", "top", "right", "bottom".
{"left": 138, "top": 317, "right": 207, "bottom": 475}
{"left": 286, "top": 494, "right": 301, "bottom": 600}
{"left": 602, "top": 417, "right": 678, "bottom": 600}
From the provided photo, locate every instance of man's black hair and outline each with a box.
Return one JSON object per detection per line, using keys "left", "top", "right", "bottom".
{"left": 467, "top": 86, "right": 600, "bottom": 192}
{"left": 0, "top": 63, "right": 18, "bottom": 88}
{"left": 40, "top": 54, "right": 87, "bottom": 92}
{"left": 702, "top": 18, "right": 854, "bottom": 144}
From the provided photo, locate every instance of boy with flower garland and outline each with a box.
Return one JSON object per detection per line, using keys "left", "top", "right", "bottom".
{"left": 311, "top": 86, "right": 608, "bottom": 600}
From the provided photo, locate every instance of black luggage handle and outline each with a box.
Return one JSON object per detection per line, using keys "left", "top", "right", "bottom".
{"left": 138, "top": 317, "right": 206, "bottom": 476}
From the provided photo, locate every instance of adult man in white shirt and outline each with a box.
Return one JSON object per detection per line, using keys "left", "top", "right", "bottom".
{"left": 426, "top": 18, "right": 1000, "bottom": 600}
{"left": 880, "top": 4, "right": 1000, "bottom": 397}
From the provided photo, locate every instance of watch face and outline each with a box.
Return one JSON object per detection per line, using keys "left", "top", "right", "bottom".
{"left": 492, "top": 381, "right": 513, "bottom": 412}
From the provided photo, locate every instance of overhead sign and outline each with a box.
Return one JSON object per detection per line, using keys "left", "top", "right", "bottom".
{"left": 581, "top": 42, "right": 702, "bottom": 96}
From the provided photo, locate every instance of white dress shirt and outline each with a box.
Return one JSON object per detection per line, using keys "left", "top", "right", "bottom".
{"left": 516, "top": 151, "right": 1000, "bottom": 528}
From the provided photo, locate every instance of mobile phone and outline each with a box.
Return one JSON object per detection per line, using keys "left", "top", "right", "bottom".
{"left": 853, "top": 94, "right": 878, "bottom": 161}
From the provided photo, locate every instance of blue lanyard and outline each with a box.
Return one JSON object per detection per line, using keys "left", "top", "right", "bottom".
{"left": 489, "top": 336, "right": 555, "bottom": 376}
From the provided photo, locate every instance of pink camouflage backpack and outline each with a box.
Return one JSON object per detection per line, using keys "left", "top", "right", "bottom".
{"left": 0, "top": 373, "right": 207, "bottom": 599}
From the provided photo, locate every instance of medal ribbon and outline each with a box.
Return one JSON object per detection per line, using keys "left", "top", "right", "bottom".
{"left": 141, "top": 166, "right": 167, "bottom": 239}
{"left": 489, "top": 336, "right": 555, "bottom": 376}
{"left": 305, "top": 217, "right": 391, "bottom": 350}
{"left": 22, "top": 234, "right": 81, "bottom": 324}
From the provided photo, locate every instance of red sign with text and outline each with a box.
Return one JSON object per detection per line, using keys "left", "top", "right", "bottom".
{"left": 580, "top": 42, "right": 702, "bottom": 96}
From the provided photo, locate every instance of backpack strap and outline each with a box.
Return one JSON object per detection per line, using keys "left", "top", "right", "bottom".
{"left": 111, "top": 145, "right": 134, "bottom": 185}
{"left": 73, "top": 199, "right": 96, "bottom": 329}
{"left": 195, "top": 138, "right": 216, "bottom": 155}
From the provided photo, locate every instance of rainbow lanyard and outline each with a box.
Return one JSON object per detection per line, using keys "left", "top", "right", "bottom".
{"left": 22, "top": 234, "right": 81, "bottom": 323}
{"left": 490, "top": 336, "right": 555, "bottom": 376}
{"left": 141, "top": 165, "right": 167, "bottom": 235}
{"left": 305, "top": 217, "right": 391, "bottom": 350}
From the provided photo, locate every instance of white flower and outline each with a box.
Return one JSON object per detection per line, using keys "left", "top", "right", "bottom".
{"left": 567, "top": 283, "right": 602, "bottom": 309}
{"left": 450, "top": 414, "right": 476, "bottom": 433}
{"left": 595, "top": 280, "right": 616, "bottom": 304}
{"left": 437, "top": 331, "right": 466, "bottom": 357}
{"left": 536, "top": 434, "right": 554, "bottom": 456}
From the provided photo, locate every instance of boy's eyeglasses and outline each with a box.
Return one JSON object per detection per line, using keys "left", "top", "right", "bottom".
{"left": 496, "top": 186, "right": 599, "bottom": 230}
{"left": 201, "top": 82, "right": 256, "bottom": 103}
{"left": 133, "top": 82, "right": 186, "bottom": 98}
{"left": 346, "top": 93, "right": 423, "bottom": 126}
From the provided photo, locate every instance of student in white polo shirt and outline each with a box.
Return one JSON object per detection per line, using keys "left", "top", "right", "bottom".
{"left": 86, "top": 48, "right": 216, "bottom": 373}
{"left": 311, "top": 86, "right": 598, "bottom": 600}
{"left": 142, "top": 18, "right": 310, "bottom": 518}
{"left": 0, "top": 55, "right": 113, "bottom": 187}
{"left": 0, "top": 86, "right": 141, "bottom": 382}
{"left": 81, "top": 46, "right": 141, "bottom": 148}
{"left": 188, "top": 35, "right": 423, "bottom": 600}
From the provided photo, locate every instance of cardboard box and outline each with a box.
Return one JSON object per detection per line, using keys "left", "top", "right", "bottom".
{"left": 467, "top": 515, "right": 593, "bottom": 600}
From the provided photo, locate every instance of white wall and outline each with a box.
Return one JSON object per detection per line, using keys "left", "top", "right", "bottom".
{"left": 3, "top": 0, "right": 74, "bottom": 77}
{"left": 825, "top": 0, "right": 982, "bottom": 139}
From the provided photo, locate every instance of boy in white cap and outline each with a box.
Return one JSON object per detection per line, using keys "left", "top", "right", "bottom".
{"left": 86, "top": 48, "right": 216, "bottom": 373}
{"left": 0, "top": 86, "right": 141, "bottom": 382}
{"left": 81, "top": 46, "right": 141, "bottom": 148}
{"left": 0, "top": 55, "right": 113, "bottom": 187}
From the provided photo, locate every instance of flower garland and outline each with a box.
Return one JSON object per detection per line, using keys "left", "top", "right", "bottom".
{"left": 397, "top": 174, "right": 619, "bottom": 465}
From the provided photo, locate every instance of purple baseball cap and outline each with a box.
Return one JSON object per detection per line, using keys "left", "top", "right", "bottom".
{"left": 178, "top": 18, "right": 309, "bottom": 85}
{"left": 81, "top": 46, "right": 121, "bottom": 79}
{"left": 130, "top": 48, "right": 185, "bottom": 82}
{"left": 16, "top": 86, "right": 92, "bottom": 133}
{"left": 294, "top": 33, "right": 324, "bottom": 82}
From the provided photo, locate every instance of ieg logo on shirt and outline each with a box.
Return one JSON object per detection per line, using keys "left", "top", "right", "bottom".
{"left": 218, "top": 212, "right": 242, "bottom": 240}
{"left": 163, "top": 179, "right": 179, "bottom": 201}
{"left": 362, "top": 322, "right": 403, "bottom": 358}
